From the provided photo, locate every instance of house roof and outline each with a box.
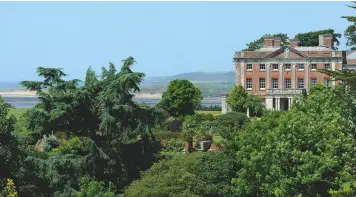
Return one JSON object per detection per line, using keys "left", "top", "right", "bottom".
{"left": 346, "top": 50, "right": 356, "bottom": 59}
{"left": 263, "top": 46, "right": 308, "bottom": 58}
{"left": 256, "top": 46, "right": 333, "bottom": 52}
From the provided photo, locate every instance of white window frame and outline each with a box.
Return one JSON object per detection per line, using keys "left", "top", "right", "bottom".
{"left": 285, "top": 78, "right": 291, "bottom": 89}
{"left": 324, "top": 78, "right": 330, "bottom": 87}
{"left": 272, "top": 78, "right": 278, "bottom": 89}
{"left": 311, "top": 78, "right": 317, "bottom": 86}
{"left": 298, "top": 78, "right": 304, "bottom": 88}
{"left": 272, "top": 64, "right": 279, "bottom": 71}
{"left": 246, "top": 78, "right": 252, "bottom": 90}
{"left": 285, "top": 64, "right": 291, "bottom": 70}
{"left": 324, "top": 64, "right": 330, "bottom": 70}
{"left": 246, "top": 64, "right": 253, "bottom": 71}
{"left": 259, "top": 78, "right": 265, "bottom": 89}
{"left": 298, "top": 64, "right": 304, "bottom": 71}
{"left": 259, "top": 64, "right": 265, "bottom": 71}
{"left": 311, "top": 64, "right": 317, "bottom": 70}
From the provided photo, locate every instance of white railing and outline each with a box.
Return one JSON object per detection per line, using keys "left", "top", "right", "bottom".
{"left": 266, "top": 88, "right": 307, "bottom": 95}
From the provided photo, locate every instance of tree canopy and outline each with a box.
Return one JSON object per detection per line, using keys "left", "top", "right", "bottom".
{"left": 294, "top": 29, "right": 341, "bottom": 49}
{"left": 15, "top": 57, "right": 162, "bottom": 196}
{"left": 342, "top": 2, "right": 356, "bottom": 50}
{"left": 242, "top": 29, "right": 341, "bottom": 51}
{"left": 242, "top": 33, "right": 289, "bottom": 51}
{"left": 159, "top": 79, "right": 203, "bottom": 117}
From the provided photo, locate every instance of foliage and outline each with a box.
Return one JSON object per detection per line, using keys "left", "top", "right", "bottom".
{"left": 242, "top": 33, "right": 289, "bottom": 51}
{"left": 226, "top": 85, "right": 248, "bottom": 112}
{"left": 342, "top": 2, "right": 356, "bottom": 50}
{"left": 195, "top": 104, "right": 221, "bottom": 111}
{"left": 1, "top": 178, "right": 19, "bottom": 197}
{"left": 294, "top": 29, "right": 342, "bottom": 49}
{"left": 17, "top": 57, "right": 161, "bottom": 195}
{"left": 160, "top": 79, "right": 203, "bottom": 117}
{"left": 211, "top": 111, "right": 249, "bottom": 140}
{"left": 231, "top": 85, "right": 356, "bottom": 196}
{"left": 227, "top": 85, "right": 265, "bottom": 117}
{"left": 42, "top": 134, "right": 60, "bottom": 152}
{"left": 152, "top": 131, "right": 182, "bottom": 141}
{"left": 124, "top": 152, "right": 235, "bottom": 197}
{"left": 77, "top": 176, "right": 116, "bottom": 197}
{"left": 0, "top": 97, "right": 21, "bottom": 189}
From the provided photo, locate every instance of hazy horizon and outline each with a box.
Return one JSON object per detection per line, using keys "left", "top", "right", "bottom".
{"left": 0, "top": 1, "right": 354, "bottom": 81}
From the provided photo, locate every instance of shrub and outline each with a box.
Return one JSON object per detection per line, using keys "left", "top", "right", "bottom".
{"left": 152, "top": 132, "right": 182, "bottom": 141}
{"left": 212, "top": 111, "right": 249, "bottom": 140}
{"left": 124, "top": 152, "right": 235, "bottom": 197}
{"left": 42, "top": 134, "right": 60, "bottom": 152}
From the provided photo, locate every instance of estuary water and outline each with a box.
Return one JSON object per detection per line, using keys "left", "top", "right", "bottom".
{"left": 2, "top": 96, "right": 222, "bottom": 109}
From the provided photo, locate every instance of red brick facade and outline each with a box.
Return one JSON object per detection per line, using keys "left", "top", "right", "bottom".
{"left": 234, "top": 34, "right": 345, "bottom": 98}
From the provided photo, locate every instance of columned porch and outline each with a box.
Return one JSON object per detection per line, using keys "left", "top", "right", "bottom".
{"left": 265, "top": 88, "right": 307, "bottom": 111}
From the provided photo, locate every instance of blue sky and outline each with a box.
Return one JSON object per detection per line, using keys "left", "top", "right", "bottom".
{"left": 0, "top": 1, "right": 354, "bottom": 81}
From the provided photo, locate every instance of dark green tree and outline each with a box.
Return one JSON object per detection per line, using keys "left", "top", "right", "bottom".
{"left": 342, "top": 2, "right": 356, "bottom": 50}
{"left": 294, "top": 29, "right": 342, "bottom": 49}
{"left": 160, "top": 79, "right": 203, "bottom": 117}
{"left": 242, "top": 33, "right": 289, "bottom": 51}
{"left": 0, "top": 97, "right": 21, "bottom": 190}
{"left": 18, "top": 57, "right": 162, "bottom": 195}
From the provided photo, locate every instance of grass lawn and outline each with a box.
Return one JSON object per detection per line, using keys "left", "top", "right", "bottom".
{"left": 196, "top": 110, "right": 221, "bottom": 116}
{"left": 8, "top": 108, "right": 28, "bottom": 119}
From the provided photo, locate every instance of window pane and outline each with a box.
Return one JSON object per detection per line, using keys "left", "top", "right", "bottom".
{"left": 285, "top": 64, "right": 291, "bottom": 70}
{"left": 272, "top": 78, "right": 278, "bottom": 88}
{"left": 259, "top": 78, "right": 265, "bottom": 89}
{"left": 311, "top": 78, "right": 317, "bottom": 86}
{"left": 311, "top": 64, "right": 317, "bottom": 70}
{"left": 246, "top": 78, "right": 252, "bottom": 89}
{"left": 247, "top": 64, "right": 252, "bottom": 70}
{"left": 298, "top": 78, "right": 304, "bottom": 88}
{"left": 324, "top": 64, "right": 330, "bottom": 69}
{"left": 298, "top": 64, "right": 304, "bottom": 70}
{"left": 285, "top": 78, "right": 291, "bottom": 89}
{"left": 260, "top": 64, "right": 265, "bottom": 70}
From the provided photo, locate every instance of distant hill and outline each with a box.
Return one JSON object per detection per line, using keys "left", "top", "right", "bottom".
{"left": 140, "top": 71, "right": 236, "bottom": 97}
{"left": 141, "top": 71, "right": 235, "bottom": 85}
{"left": 0, "top": 71, "right": 236, "bottom": 97}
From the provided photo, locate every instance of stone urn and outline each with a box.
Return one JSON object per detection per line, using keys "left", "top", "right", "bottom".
{"left": 198, "top": 140, "right": 212, "bottom": 152}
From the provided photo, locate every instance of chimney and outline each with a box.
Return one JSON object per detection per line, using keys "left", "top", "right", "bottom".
{"left": 289, "top": 39, "right": 300, "bottom": 47}
{"left": 263, "top": 36, "right": 274, "bottom": 47}
{"left": 273, "top": 37, "right": 281, "bottom": 47}
{"left": 319, "top": 34, "right": 332, "bottom": 48}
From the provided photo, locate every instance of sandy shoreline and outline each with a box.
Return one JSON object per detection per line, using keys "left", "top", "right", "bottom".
{"left": 0, "top": 90, "right": 163, "bottom": 99}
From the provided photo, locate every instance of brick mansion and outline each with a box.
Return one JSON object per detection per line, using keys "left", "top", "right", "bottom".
{"left": 222, "top": 34, "right": 356, "bottom": 112}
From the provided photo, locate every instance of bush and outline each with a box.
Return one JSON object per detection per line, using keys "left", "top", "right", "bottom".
{"left": 212, "top": 111, "right": 249, "bottom": 140}
{"left": 152, "top": 131, "right": 182, "bottom": 141}
{"left": 124, "top": 152, "right": 235, "bottom": 197}
{"left": 42, "top": 134, "right": 60, "bottom": 152}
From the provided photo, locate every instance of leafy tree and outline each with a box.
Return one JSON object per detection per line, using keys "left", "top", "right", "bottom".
{"left": 342, "top": 2, "right": 356, "bottom": 50}
{"left": 18, "top": 57, "right": 162, "bottom": 195}
{"left": 124, "top": 152, "right": 235, "bottom": 197}
{"left": 226, "top": 85, "right": 265, "bottom": 117}
{"left": 160, "top": 79, "right": 203, "bottom": 117}
{"left": 0, "top": 98, "right": 21, "bottom": 189}
{"left": 231, "top": 85, "right": 356, "bottom": 196}
{"left": 294, "top": 29, "right": 342, "bottom": 49}
{"left": 242, "top": 33, "right": 289, "bottom": 51}
{"left": 226, "top": 85, "right": 248, "bottom": 112}
{"left": 77, "top": 176, "right": 116, "bottom": 197}
{"left": 211, "top": 111, "right": 249, "bottom": 140}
